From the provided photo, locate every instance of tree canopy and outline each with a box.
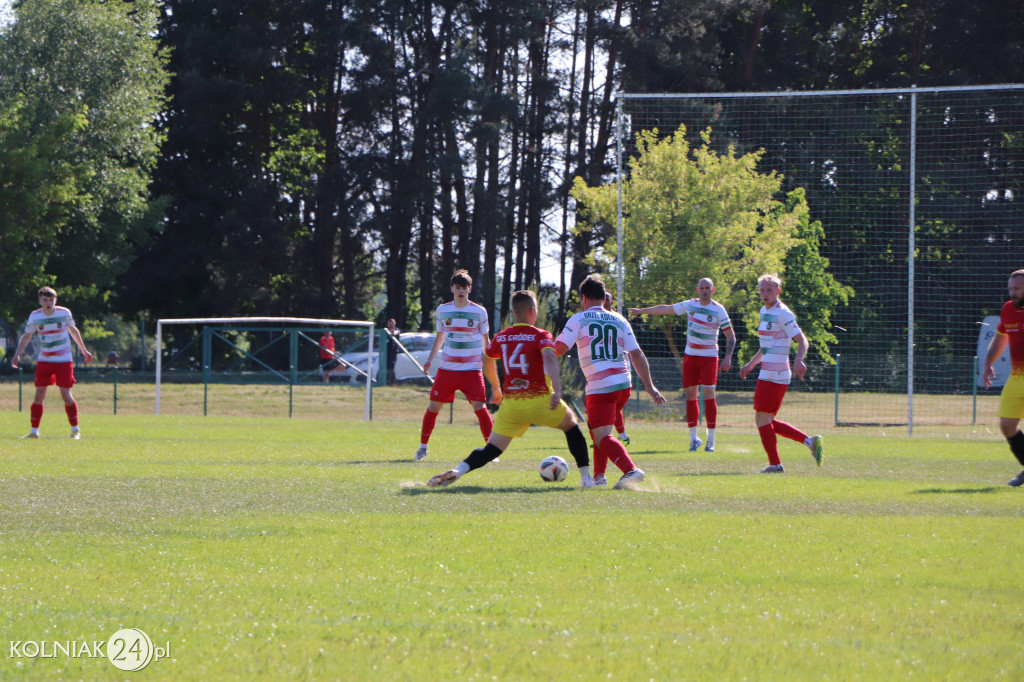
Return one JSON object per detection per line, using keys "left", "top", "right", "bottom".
{"left": 0, "top": 0, "right": 1020, "bottom": 350}
{"left": 0, "top": 0, "right": 167, "bottom": 322}
{"left": 571, "top": 124, "right": 849, "bottom": 360}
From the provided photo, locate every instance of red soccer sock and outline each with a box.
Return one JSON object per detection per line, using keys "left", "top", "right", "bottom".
{"left": 474, "top": 407, "right": 493, "bottom": 441}
{"left": 704, "top": 399, "right": 718, "bottom": 430}
{"left": 772, "top": 419, "right": 807, "bottom": 444}
{"left": 30, "top": 403, "right": 44, "bottom": 429}
{"left": 599, "top": 435, "right": 636, "bottom": 474}
{"left": 589, "top": 429, "right": 607, "bottom": 475}
{"left": 65, "top": 401, "right": 79, "bottom": 427}
{"left": 420, "top": 409, "right": 439, "bottom": 445}
{"left": 592, "top": 444, "right": 606, "bottom": 476}
{"left": 685, "top": 400, "right": 699, "bottom": 428}
{"left": 758, "top": 423, "right": 781, "bottom": 465}
{"left": 614, "top": 410, "right": 625, "bottom": 435}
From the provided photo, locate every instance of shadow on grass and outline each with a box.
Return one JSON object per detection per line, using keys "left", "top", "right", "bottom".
{"left": 910, "top": 487, "right": 1003, "bottom": 495}
{"left": 674, "top": 471, "right": 747, "bottom": 477}
{"left": 338, "top": 460, "right": 419, "bottom": 465}
{"left": 401, "top": 485, "right": 568, "bottom": 495}
{"left": 199, "top": 459, "right": 417, "bottom": 467}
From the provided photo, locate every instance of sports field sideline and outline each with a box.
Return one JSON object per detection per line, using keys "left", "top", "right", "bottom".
{"left": 0, "top": 383, "right": 1021, "bottom": 680}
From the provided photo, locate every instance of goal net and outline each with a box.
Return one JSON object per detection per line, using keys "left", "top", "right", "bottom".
{"left": 612, "top": 85, "right": 1024, "bottom": 433}
{"left": 155, "top": 317, "right": 375, "bottom": 419}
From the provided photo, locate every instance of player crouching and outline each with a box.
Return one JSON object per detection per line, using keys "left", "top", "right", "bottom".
{"left": 428, "top": 290, "right": 594, "bottom": 488}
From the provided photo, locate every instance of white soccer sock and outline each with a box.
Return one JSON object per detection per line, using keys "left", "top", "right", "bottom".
{"left": 689, "top": 426, "right": 698, "bottom": 440}
{"left": 619, "top": 432, "right": 629, "bottom": 440}
{"left": 803, "top": 436, "right": 813, "bottom": 448}
{"left": 30, "top": 427, "right": 39, "bottom": 436}
{"left": 578, "top": 465, "right": 591, "bottom": 478}
{"left": 455, "top": 462, "right": 470, "bottom": 477}
{"left": 706, "top": 428, "right": 715, "bottom": 441}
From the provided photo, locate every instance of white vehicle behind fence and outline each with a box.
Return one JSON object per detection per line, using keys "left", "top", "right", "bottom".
{"left": 330, "top": 332, "right": 438, "bottom": 384}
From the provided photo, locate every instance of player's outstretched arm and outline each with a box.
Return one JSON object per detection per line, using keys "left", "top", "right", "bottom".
{"left": 739, "top": 351, "right": 763, "bottom": 379}
{"left": 422, "top": 332, "right": 445, "bottom": 373}
{"left": 792, "top": 333, "right": 809, "bottom": 380}
{"left": 9, "top": 332, "right": 33, "bottom": 370}
{"left": 626, "top": 349, "right": 666, "bottom": 406}
{"left": 720, "top": 327, "right": 737, "bottom": 374}
{"left": 627, "top": 304, "right": 675, "bottom": 316}
{"left": 68, "top": 324, "right": 93, "bottom": 364}
{"left": 542, "top": 349, "right": 563, "bottom": 410}
{"left": 983, "top": 333, "right": 1009, "bottom": 388}
{"left": 483, "top": 352, "right": 502, "bottom": 405}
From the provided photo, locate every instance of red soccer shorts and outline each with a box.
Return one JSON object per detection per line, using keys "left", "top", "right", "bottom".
{"left": 682, "top": 354, "right": 719, "bottom": 388}
{"left": 35, "top": 361, "right": 76, "bottom": 389}
{"left": 753, "top": 379, "right": 788, "bottom": 414}
{"left": 585, "top": 388, "right": 631, "bottom": 429}
{"left": 429, "top": 368, "right": 487, "bottom": 404}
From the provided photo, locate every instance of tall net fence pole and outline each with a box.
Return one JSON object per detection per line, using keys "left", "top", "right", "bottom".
{"left": 907, "top": 87, "right": 917, "bottom": 435}
{"left": 614, "top": 85, "right": 1024, "bottom": 434}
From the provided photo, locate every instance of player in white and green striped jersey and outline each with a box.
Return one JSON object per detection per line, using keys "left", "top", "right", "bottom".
{"left": 739, "top": 274, "right": 823, "bottom": 473}
{"left": 9, "top": 286, "right": 94, "bottom": 439}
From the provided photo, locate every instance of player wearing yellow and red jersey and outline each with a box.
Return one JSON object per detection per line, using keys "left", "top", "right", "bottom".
{"left": 9, "top": 286, "right": 93, "bottom": 439}
{"left": 982, "top": 269, "right": 1024, "bottom": 486}
{"left": 427, "top": 290, "right": 594, "bottom": 488}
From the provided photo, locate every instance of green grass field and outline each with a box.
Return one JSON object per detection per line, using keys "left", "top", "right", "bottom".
{"left": 1, "top": 407, "right": 1022, "bottom": 680}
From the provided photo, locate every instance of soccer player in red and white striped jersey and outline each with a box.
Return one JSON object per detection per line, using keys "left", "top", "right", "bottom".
{"left": 415, "top": 269, "right": 502, "bottom": 460}
{"left": 10, "top": 287, "right": 93, "bottom": 439}
{"left": 555, "top": 275, "right": 666, "bottom": 489}
{"left": 739, "top": 274, "right": 823, "bottom": 473}
{"left": 629, "top": 277, "right": 737, "bottom": 452}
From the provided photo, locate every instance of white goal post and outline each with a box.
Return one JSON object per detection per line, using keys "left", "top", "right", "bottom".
{"left": 155, "top": 317, "right": 375, "bottom": 419}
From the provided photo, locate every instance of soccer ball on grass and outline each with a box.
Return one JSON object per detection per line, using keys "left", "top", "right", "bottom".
{"left": 539, "top": 455, "right": 569, "bottom": 482}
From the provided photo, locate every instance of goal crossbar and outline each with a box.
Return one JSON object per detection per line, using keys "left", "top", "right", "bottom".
{"left": 155, "top": 317, "right": 375, "bottom": 418}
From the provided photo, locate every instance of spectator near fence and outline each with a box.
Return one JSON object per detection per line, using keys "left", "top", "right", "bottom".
{"left": 385, "top": 318, "right": 400, "bottom": 383}
{"left": 318, "top": 332, "right": 346, "bottom": 383}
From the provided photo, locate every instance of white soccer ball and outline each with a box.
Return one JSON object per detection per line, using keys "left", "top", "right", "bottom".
{"left": 539, "top": 455, "right": 569, "bottom": 482}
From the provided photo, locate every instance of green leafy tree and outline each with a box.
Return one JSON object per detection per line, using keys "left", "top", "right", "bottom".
{"left": 777, "top": 188, "right": 853, "bottom": 363}
{"left": 573, "top": 124, "right": 790, "bottom": 358}
{"left": 0, "top": 0, "right": 168, "bottom": 321}
{"left": 571, "top": 124, "right": 849, "bottom": 363}
{"left": 0, "top": 97, "right": 90, "bottom": 320}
